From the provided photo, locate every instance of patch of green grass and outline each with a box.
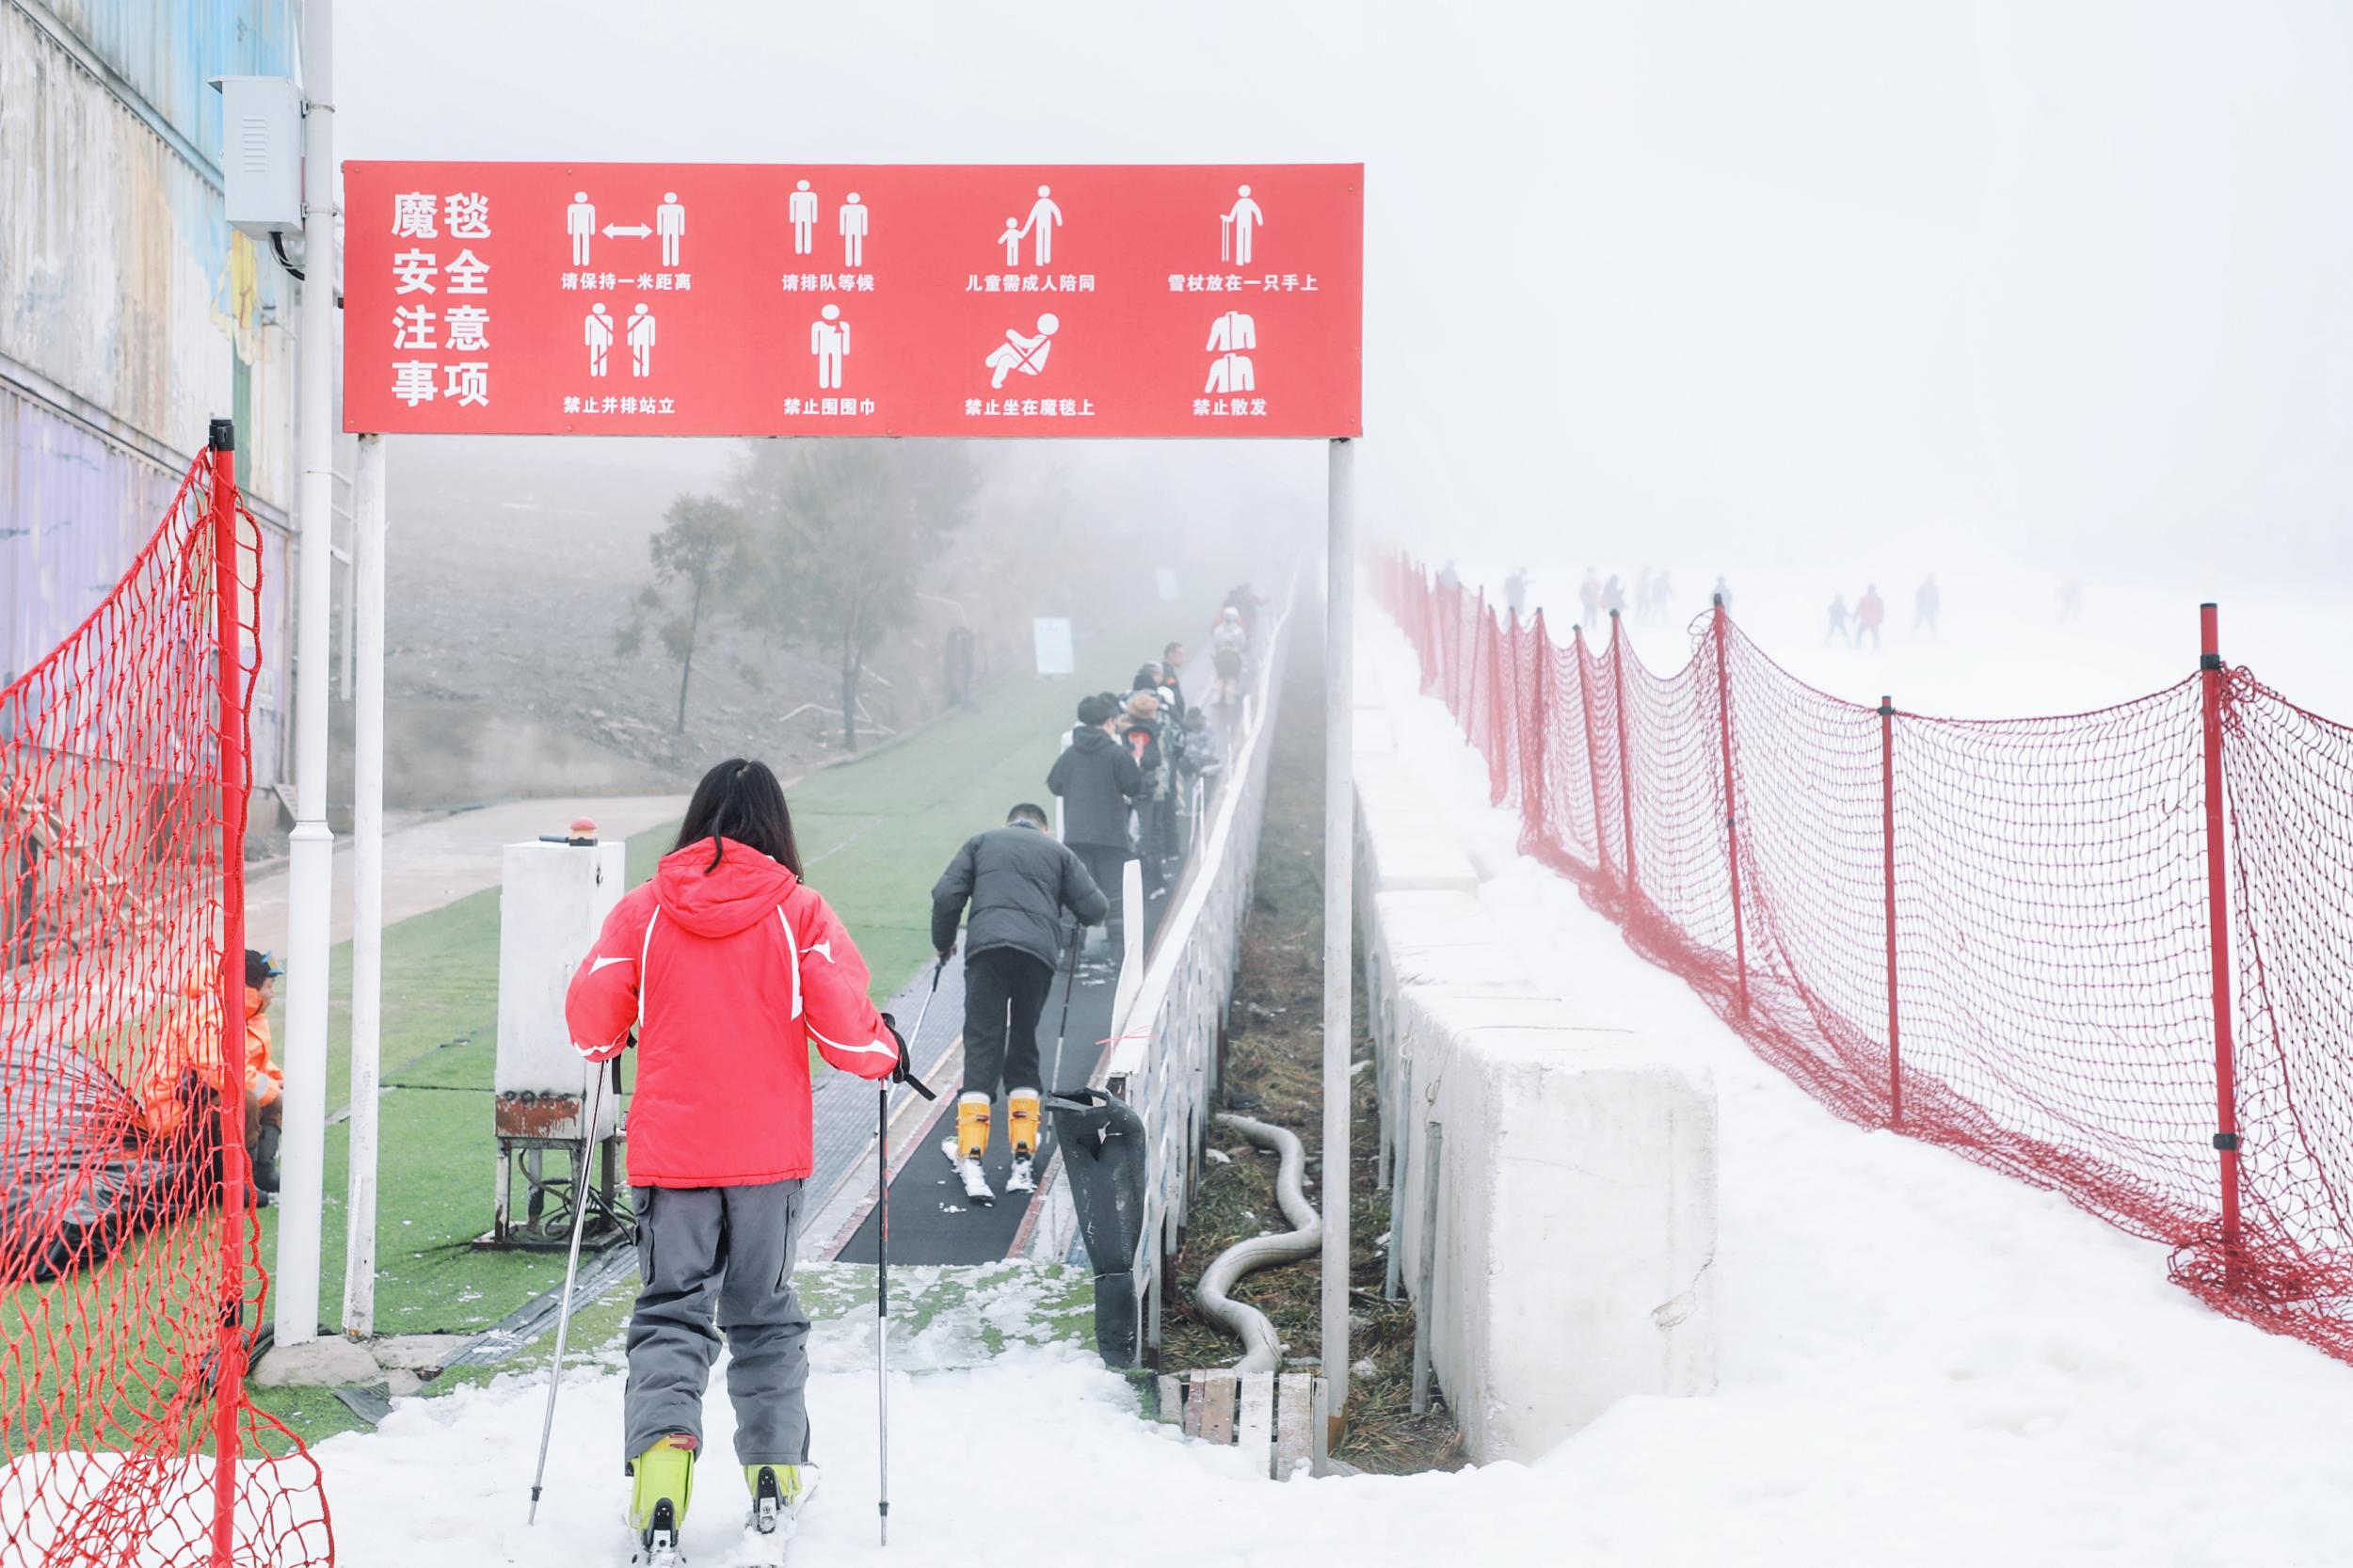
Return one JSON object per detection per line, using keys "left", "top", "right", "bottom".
{"left": 7, "top": 640, "right": 1165, "bottom": 1455}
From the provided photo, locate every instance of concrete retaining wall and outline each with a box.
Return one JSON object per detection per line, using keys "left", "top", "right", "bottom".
{"left": 1356, "top": 674, "right": 1720, "bottom": 1464}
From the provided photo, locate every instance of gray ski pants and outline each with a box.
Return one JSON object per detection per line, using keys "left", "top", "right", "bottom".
{"left": 624, "top": 1179, "right": 810, "bottom": 1469}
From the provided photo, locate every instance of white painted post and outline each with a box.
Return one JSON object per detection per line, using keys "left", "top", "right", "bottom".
{"left": 341, "top": 433, "right": 385, "bottom": 1338}
{"left": 276, "top": 0, "right": 337, "bottom": 1349}
{"left": 1321, "top": 437, "right": 1355, "bottom": 1416}
{"left": 1055, "top": 730, "right": 1072, "bottom": 842}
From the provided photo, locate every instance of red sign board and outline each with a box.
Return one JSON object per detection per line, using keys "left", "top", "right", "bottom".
{"left": 342, "top": 163, "right": 1361, "bottom": 440}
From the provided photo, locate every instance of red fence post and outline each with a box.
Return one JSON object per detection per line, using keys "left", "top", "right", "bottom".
{"left": 2199, "top": 602, "right": 2242, "bottom": 1282}
{"left": 1575, "top": 624, "right": 1609, "bottom": 879}
{"left": 1466, "top": 589, "right": 1487, "bottom": 740}
{"left": 1486, "top": 604, "right": 1510, "bottom": 804}
{"left": 1711, "top": 599, "right": 1749, "bottom": 1018}
{"left": 1522, "top": 611, "right": 1551, "bottom": 843}
{"left": 207, "top": 418, "right": 249, "bottom": 1568}
{"left": 1473, "top": 589, "right": 1488, "bottom": 726}
{"left": 1609, "top": 609, "right": 1640, "bottom": 904}
{"left": 1880, "top": 694, "right": 1901, "bottom": 1125}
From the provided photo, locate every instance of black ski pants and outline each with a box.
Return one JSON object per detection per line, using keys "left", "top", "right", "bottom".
{"left": 1069, "top": 842, "right": 1132, "bottom": 946}
{"left": 961, "top": 946, "right": 1056, "bottom": 1098}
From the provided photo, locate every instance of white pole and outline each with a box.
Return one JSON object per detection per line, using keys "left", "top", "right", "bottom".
{"left": 1321, "top": 437, "right": 1355, "bottom": 1419}
{"left": 277, "top": 0, "right": 337, "bottom": 1349}
{"left": 342, "top": 432, "right": 385, "bottom": 1338}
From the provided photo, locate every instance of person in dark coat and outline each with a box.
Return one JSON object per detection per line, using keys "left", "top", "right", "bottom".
{"left": 1046, "top": 693, "right": 1144, "bottom": 948}
{"left": 931, "top": 804, "right": 1107, "bottom": 1178}
{"left": 1117, "top": 690, "right": 1173, "bottom": 887}
{"left": 943, "top": 623, "right": 977, "bottom": 705}
{"left": 1130, "top": 664, "right": 1186, "bottom": 857}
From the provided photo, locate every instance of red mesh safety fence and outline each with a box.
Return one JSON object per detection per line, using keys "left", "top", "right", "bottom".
{"left": 1, "top": 439, "right": 332, "bottom": 1566}
{"left": 1377, "top": 553, "right": 2353, "bottom": 1363}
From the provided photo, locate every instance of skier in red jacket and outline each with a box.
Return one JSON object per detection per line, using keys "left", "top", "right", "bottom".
{"left": 565, "top": 758, "right": 905, "bottom": 1564}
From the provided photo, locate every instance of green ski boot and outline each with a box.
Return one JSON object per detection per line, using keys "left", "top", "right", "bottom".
{"left": 629, "top": 1434, "right": 696, "bottom": 1566}
{"left": 744, "top": 1463, "right": 818, "bottom": 1536}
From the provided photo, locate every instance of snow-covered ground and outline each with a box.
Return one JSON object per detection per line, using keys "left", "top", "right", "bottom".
{"left": 308, "top": 607, "right": 2353, "bottom": 1568}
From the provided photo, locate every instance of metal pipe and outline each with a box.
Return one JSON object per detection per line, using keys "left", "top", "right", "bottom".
{"left": 1198, "top": 1113, "right": 1323, "bottom": 1374}
{"left": 277, "top": 0, "right": 338, "bottom": 1352}
{"left": 342, "top": 433, "right": 385, "bottom": 1336}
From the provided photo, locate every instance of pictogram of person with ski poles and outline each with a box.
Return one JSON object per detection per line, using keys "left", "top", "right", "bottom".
{"left": 564, "top": 759, "right": 920, "bottom": 1566}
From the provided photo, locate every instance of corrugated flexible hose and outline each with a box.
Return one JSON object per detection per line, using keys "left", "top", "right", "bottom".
{"left": 1195, "top": 1112, "right": 1323, "bottom": 1374}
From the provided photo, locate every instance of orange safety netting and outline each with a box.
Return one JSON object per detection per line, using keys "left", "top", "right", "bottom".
{"left": 1380, "top": 553, "right": 2353, "bottom": 1362}
{"left": 1, "top": 438, "right": 331, "bottom": 1566}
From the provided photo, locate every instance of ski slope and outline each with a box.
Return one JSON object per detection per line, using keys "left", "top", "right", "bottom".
{"left": 305, "top": 614, "right": 2353, "bottom": 1568}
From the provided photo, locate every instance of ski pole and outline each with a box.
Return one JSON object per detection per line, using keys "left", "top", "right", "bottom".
{"left": 880, "top": 956, "right": 946, "bottom": 1547}
{"left": 1052, "top": 926, "right": 1081, "bottom": 1064}
{"left": 528, "top": 1063, "right": 609, "bottom": 1525}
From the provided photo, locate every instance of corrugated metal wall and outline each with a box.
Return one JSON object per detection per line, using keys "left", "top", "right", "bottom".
{"left": 40, "top": 0, "right": 299, "bottom": 166}
{"left": 0, "top": 388, "right": 291, "bottom": 788}
{"left": 0, "top": 0, "right": 298, "bottom": 785}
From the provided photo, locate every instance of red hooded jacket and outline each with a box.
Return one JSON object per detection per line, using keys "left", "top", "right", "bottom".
{"left": 565, "top": 837, "right": 900, "bottom": 1188}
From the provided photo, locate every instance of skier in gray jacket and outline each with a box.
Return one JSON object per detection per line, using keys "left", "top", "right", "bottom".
{"left": 930, "top": 805, "right": 1108, "bottom": 1199}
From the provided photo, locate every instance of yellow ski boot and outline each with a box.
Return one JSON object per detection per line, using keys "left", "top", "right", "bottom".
{"left": 628, "top": 1433, "right": 696, "bottom": 1567}
{"left": 1007, "top": 1089, "right": 1043, "bottom": 1193}
{"left": 945, "top": 1093, "right": 994, "bottom": 1206}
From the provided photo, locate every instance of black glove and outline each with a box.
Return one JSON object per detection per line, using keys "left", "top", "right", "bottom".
{"left": 877, "top": 1012, "right": 936, "bottom": 1100}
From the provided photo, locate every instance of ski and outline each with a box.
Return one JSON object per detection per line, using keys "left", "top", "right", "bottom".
{"left": 1006, "top": 1153, "right": 1036, "bottom": 1194}
{"left": 942, "top": 1136, "right": 995, "bottom": 1205}
{"left": 632, "top": 1499, "right": 685, "bottom": 1568}
{"left": 723, "top": 1528, "right": 792, "bottom": 1568}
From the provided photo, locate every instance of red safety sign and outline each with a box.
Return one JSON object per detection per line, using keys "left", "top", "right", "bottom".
{"left": 343, "top": 163, "right": 1362, "bottom": 439}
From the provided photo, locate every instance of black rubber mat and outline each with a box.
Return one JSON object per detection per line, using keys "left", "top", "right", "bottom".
{"left": 834, "top": 922, "right": 1136, "bottom": 1265}
{"left": 836, "top": 836, "right": 1201, "bottom": 1266}
{"left": 836, "top": 654, "right": 1223, "bottom": 1265}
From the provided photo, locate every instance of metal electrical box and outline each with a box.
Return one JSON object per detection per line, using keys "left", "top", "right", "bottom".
{"left": 212, "top": 76, "right": 304, "bottom": 236}
{"left": 485, "top": 834, "right": 628, "bottom": 1248}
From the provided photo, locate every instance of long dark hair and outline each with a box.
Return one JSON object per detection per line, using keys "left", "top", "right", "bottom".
{"left": 676, "top": 758, "right": 803, "bottom": 875}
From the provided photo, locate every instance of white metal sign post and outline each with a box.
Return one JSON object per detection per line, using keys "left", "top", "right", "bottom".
{"left": 277, "top": 0, "right": 337, "bottom": 1351}
{"left": 1321, "top": 437, "right": 1356, "bottom": 1417}
{"left": 343, "top": 432, "right": 387, "bottom": 1336}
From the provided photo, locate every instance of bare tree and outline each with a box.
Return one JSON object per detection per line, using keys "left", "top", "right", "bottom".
{"left": 728, "top": 440, "right": 975, "bottom": 751}
{"left": 615, "top": 493, "right": 747, "bottom": 733}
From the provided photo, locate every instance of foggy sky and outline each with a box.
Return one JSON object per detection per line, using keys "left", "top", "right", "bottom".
{"left": 339, "top": 1, "right": 2353, "bottom": 597}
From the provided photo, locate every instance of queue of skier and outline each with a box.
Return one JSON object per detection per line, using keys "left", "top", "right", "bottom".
{"left": 555, "top": 592, "right": 1260, "bottom": 1565}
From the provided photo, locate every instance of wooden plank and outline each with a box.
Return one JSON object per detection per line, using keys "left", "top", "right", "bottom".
{"left": 1273, "top": 1372, "right": 1312, "bottom": 1480}
{"left": 1235, "top": 1372, "right": 1275, "bottom": 1476}
{"left": 1155, "top": 1374, "right": 1182, "bottom": 1425}
{"left": 1182, "top": 1369, "right": 1206, "bottom": 1439}
{"left": 1201, "top": 1370, "right": 1239, "bottom": 1446}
